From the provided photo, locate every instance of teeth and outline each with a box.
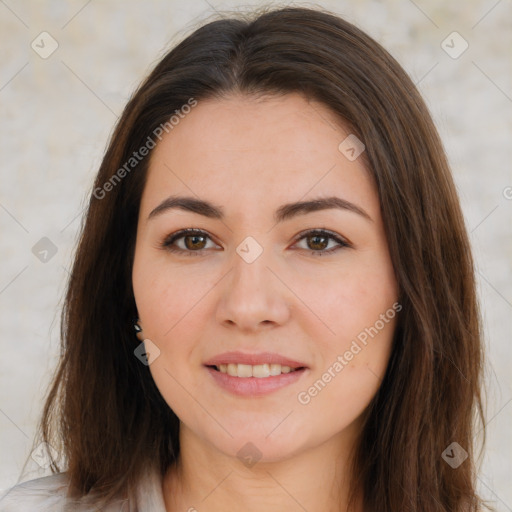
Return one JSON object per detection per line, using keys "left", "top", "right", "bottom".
{"left": 253, "top": 364, "right": 270, "bottom": 378}
{"left": 269, "top": 363, "right": 281, "bottom": 376}
{"left": 237, "top": 364, "right": 252, "bottom": 378}
{"left": 216, "top": 363, "right": 297, "bottom": 377}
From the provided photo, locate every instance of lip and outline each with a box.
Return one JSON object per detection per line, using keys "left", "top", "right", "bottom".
{"left": 203, "top": 351, "right": 308, "bottom": 369}
{"left": 203, "top": 351, "right": 309, "bottom": 397}
{"left": 205, "top": 366, "right": 308, "bottom": 397}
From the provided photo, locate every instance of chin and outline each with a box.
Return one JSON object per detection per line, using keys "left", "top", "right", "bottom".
{"left": 204, "top": 425, "right": 313, "bottom": 464}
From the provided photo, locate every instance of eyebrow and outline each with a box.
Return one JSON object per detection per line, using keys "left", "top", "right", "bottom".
{"left": 148, "top": 195, "right": 372, "bottom": 223}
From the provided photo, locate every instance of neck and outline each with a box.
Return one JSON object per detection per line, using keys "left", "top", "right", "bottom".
{"left": 163, "top": 424, "right": 363, "bottom": 512}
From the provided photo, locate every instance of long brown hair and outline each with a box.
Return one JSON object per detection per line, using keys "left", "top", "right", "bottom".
{"left": 27, "top": 5, "right": 486, "bottom": 511}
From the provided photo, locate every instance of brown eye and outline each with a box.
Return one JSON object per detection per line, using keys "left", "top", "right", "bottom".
{"left": 294, "top": 229, "right": 349, "bottom": 256}
{"left": 183, "top": 233, "right": 207, "bottom": 250}
{"left": 162, "top": 229, "right": 218, "bottom": 256}
{"left": 307, "top": 233, "right": 329, "bottom": 251}
{"left": 161, "top": 228, "right": 349, "bottom": 257}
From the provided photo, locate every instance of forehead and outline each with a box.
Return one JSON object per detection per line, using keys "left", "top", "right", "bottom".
{"left": 140, "top": 92, "right": 377, "bottom": 220}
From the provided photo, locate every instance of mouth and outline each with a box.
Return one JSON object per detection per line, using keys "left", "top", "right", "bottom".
{"left": 207, "top": 363, "right": 306, "bottom": 378}
{"left": 203, "top": 351, "right": 308, "bottom": 396}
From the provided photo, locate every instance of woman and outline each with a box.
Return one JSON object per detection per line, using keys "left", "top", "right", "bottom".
{"left": 0, "top": 5, "right": 486, "bottom": 511}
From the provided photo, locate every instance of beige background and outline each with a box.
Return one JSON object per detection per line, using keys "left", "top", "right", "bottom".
{"left": 1, "top": 0, "right": 511, "bottom": 508}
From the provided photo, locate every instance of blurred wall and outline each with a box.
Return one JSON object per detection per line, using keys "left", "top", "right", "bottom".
{"left": 1, "top": 0, "right": 511, "bottom": 507}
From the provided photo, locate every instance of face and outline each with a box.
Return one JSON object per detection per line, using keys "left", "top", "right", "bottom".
{"left": 132, "top": 92, "right": 399, "bottom": 463}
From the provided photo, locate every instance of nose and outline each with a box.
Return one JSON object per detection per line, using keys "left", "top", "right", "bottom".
{"left": 215, "top": 245, "right": 291, "bottom": 333}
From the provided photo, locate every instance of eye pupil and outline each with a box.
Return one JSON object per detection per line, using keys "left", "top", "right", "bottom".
{"left": 185, "top": 235, "right": 206, "bottom": 250}
{"left": 309, "top": 235, "right": 328, "bottom": 250}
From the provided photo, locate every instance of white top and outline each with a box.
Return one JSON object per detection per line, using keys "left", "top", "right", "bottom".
{"left": 0, "top": 463, "right": 167, "bottom": 511}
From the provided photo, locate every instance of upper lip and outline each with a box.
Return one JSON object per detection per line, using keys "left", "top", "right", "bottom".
{"left": 204, "top": 351, "right": 308, "bottom": 369}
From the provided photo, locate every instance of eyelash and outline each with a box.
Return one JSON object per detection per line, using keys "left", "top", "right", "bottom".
{"left": 160, "top": 228, "right": 350, "bottom": 257}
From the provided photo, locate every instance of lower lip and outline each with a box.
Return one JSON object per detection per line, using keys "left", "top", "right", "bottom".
{"left": 205, "top": 366, "right": 307, "bottom": 397}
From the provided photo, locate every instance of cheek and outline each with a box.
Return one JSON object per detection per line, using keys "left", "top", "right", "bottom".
{"left": 296, "top": 314, "right": 396, "bottom": 435}
{"left": 292, "top": 254, "right": 397, "bottom": 399}
{"left": 134, "top": 265, "right": 212, "bottom": 412}
{"left": 293, "top": 259, "right": 397, "bottom": 343}
{"left": 132, "top": 248, "right": 214, "bottom": 341}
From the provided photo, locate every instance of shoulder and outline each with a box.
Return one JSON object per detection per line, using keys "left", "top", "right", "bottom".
{"left": 0, "top": 472, "right": 70, "bottom": 511}
{"left": 0, "top": 464, "right": 166, "bottom": 511}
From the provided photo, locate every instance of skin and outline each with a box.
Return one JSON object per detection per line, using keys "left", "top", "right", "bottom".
{"left": 132, "top": 92, "right": 399, "bottom": 512}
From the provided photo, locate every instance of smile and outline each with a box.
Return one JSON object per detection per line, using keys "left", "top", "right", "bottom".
{"left": 211, "top": 363, "right": 301, "bottom": 378}
{"left": 204, "top": 351, "right": 308, "bottom": 395}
